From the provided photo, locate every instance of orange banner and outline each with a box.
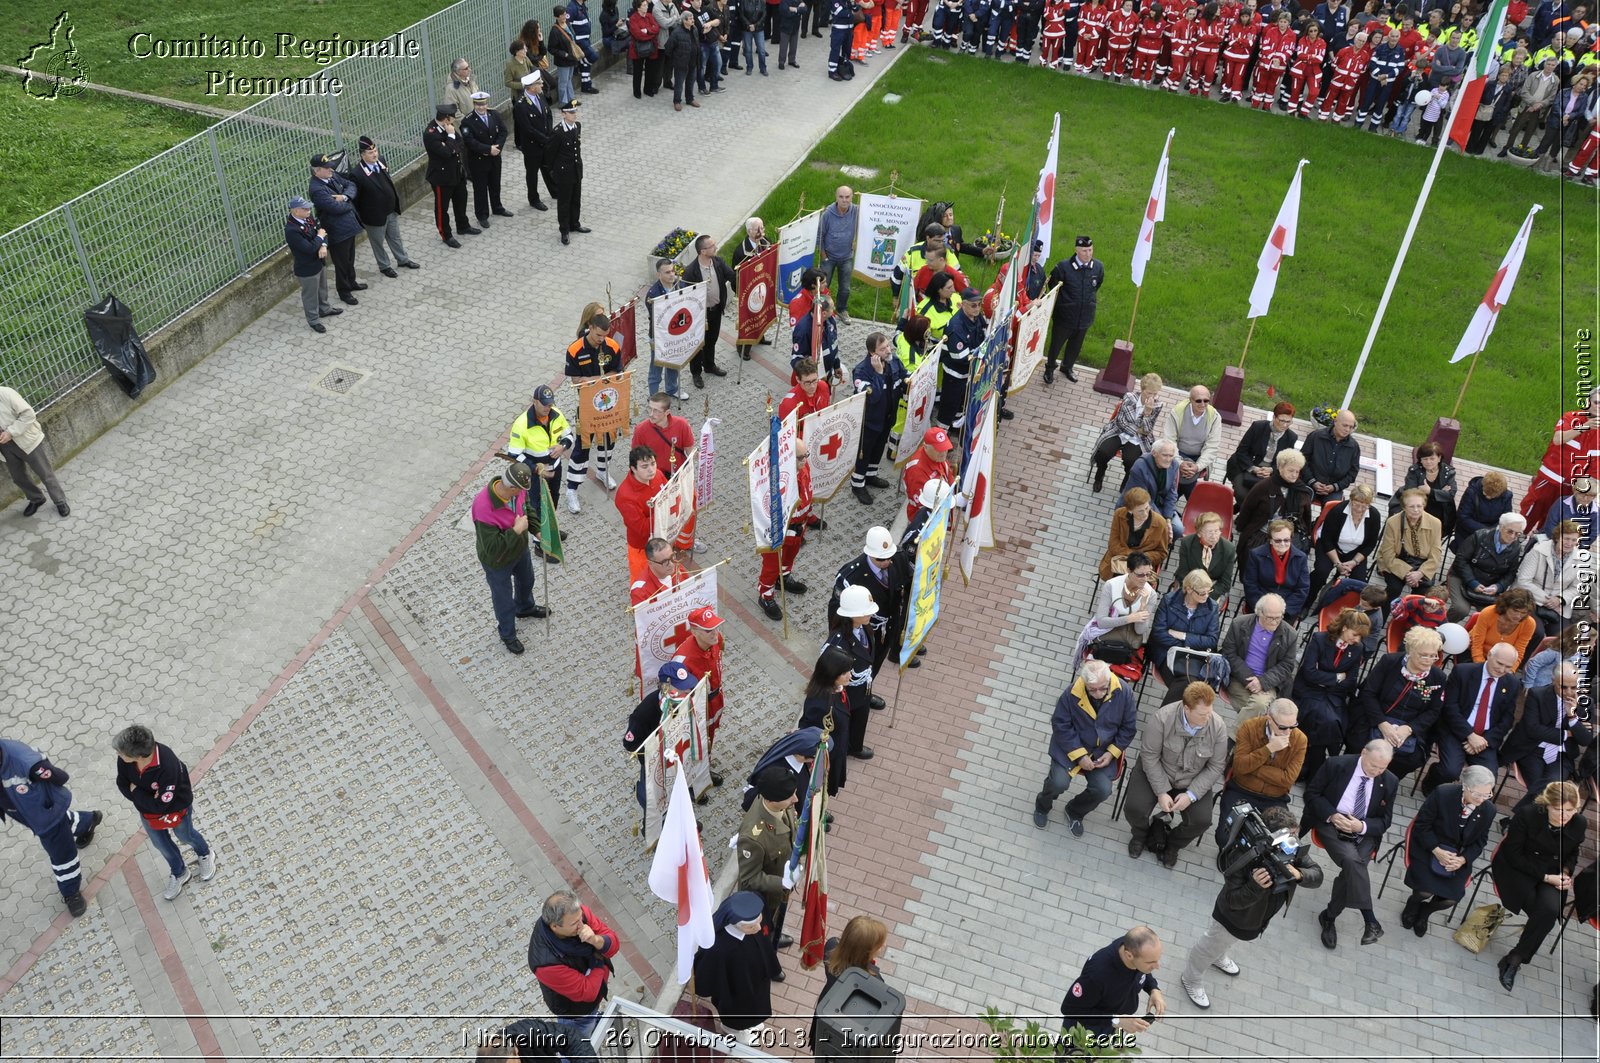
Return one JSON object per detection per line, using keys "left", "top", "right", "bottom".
{"left": 574, "top": 372, "right": 631, "bottom": 447}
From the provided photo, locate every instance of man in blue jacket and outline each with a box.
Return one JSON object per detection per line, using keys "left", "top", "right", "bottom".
{"left": 1033, "top": 661, "right": 1137, "bottom": 836}
{"left": 284, "top": 196, "right": 336, "bottom": 334}
{"left": 308, "top": 152, "right": 366, "bottom": 305}
{"left": 1, "top": 738, "right": 103, "bottom": 917}
{"left": 850, "top": 332, "right": 905, "bottom": 504}
{"left": 567, "top": 0, "right": 604, "bottom": 92}
{"left": 1060, "top": 927, "right": 1166, "bottom": 1044}
{"left": 1314, "top": 0, "right": 1349, "bottom": 52}
{"left": 1356, "top": 29, "right": 1404, "bottom": 129}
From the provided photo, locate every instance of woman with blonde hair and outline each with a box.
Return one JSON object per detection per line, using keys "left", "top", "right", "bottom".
{"left": 1491, "top": 781, "right": 1587, "bottom": 991}
{"left": 1236, "top": 447, "right": 1313, "bottom": 551}
{"left": 1090, "top": 372, "right": 1165, "bottom": 493}
{"left": 1348, "top": 625, "right": 1445, "bottom": 780}
{"left": 811, "top": 915, "right": 890, "bottom": 1058}
{"left": 1306, "top": 481, "right": 1382, "bottom": 608}
{"left": 1174, "top": 510, "right": 1235, "bottom": 601}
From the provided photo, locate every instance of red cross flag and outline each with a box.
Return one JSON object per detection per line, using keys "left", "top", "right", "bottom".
{"left": 1248, "top": 159, "right": 1308, "bottom": 320}
{"left": 1010, "top": 284, "right": 1059, "bottom": 394}
{"left": 1451, "top": 204, "right": 1541, "bottom": 364}
{"left": 1035, "top": 112, "right": 1061, "bottom": 265}
{"left": 802, "top": 389, "right": 867, "bottom": 503}
{"left": 1130, "top": 129, "right": 1174, "bottom": 289}
{"left": 651, "top": 447, "right": 698, "bottom": 543}
{"left": 633, "top": 567, "right": 719, "bottom": 684}
{"left": 647, "top": 755, "right": 716, "bottom": 983}
{"left": 958, "top": 398, "right": 997, "bottom": 583}
{"left": 896, "top": 345, "right": 941, "bottom": 465}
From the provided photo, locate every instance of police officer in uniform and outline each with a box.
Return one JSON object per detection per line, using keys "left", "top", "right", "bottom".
{"left": 424, "top": 103, "right": 477, "bottom": 247}
{"left": 507, "top": 384, "right": 576, "bottom": 560}
{"left": 737, "top": 764, "right": 799, "bottom": 972}
{"left": 548, "top": 100, "right": 590, "bottom": 245}
{"left": 307, "top": 152, "right": 365, "bottom": 305}
{"left": 938, "top": 286, "right": 988, "bottom": 434}
{"left": 0, "top": 738, "right": 103, "bottom": 918}
{"left": 1044, "top": 235, "right": 1104, "bottom": 384}
{"left": 461, "top": 90, "right": 515, "bottom": 228}
{"left": 512, "top": 71, "right": 554, "bottom": 211}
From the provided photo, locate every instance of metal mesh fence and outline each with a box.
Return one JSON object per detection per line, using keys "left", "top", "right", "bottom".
{"left": 0, "top": 0, "right": 515, "bottom": 410}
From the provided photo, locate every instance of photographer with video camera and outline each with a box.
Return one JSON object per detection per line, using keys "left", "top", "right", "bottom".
{"left": 1178, "top": 804, "right": 1323, "bottom": 1009}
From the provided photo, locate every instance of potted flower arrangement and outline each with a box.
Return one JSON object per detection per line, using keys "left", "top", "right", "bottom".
{"left": 649, "top": 228, "right": 700, "bottom": 279}
{"left": 975, "top": 226, "right": 1017, "bottom": 261}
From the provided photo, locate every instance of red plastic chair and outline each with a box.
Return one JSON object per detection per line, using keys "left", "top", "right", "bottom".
{"left": 1184, "top": 481, "right": 1236, "bottom": 541}
{"left": 1300, "top": 590, "right": 1362, "bottom": 652}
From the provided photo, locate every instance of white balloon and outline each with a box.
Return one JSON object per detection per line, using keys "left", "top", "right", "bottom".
{"left": 1414, "top": 88, "right": 1434, "bottom": 106}
{"left": 1437, "top": 622, "right": 1470, "bottom": 655}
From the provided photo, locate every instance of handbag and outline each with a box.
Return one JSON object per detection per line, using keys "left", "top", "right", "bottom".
{"left": 1087, "top": 635, "right": 1137, "bottom": 665}
{"left": 1143, "top": 813, "right": 1174, "bottom": 854}
{"left": 635, "top": 35, "right": 658, "bottom": 57}
{"left": 1370, "top": 726, "right": 1418, "bottom": 755}
{"left": 1452, "top": 902, "right": 1506, "bottom": 954}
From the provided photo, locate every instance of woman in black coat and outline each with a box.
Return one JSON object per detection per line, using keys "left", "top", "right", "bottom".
{"left": 1236, "top": 449, "right": 1314, "bottom": 552}
{"left": 1305, "top": 484, "right": 1383, "bottom": 609}
{"left": 797, "top": 646, "right": 855, "bottom": 796}
{"left": 1453, "top": 471, "right": 1514, "bottom": 545}
{"left": 1491, "top": 780, "right": 1588, "bottom": 991}
{"left": 1400, "top": 771, "right": 1496, "bottom": 936}
{"left": 1345, "top": 626, "right": 1446, "bottom": 780}
{"left": 1387, "top": 442, "right": 1458, "bottom": 538}
{"left": 1292, "top": 609, "right": 1371, "bottom": 782}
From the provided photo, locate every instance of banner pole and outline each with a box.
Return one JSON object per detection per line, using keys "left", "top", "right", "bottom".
{"left": 1127, "top": 284, "right": 1142, "bottom": 344}
{"left": 1237, "top": 317, "right": 1258, "bottom": 371}
{"left": 1450, "top": 350, "right": 1482, "bottom": 421}
{"left": 542, "top": 546, "right": 551, "bottom": 638}
{"left": 887, "top": 666, "right": 905, "bottom": 730}
{"left": 778, "top": 557, "right": 790, "bottom": 641}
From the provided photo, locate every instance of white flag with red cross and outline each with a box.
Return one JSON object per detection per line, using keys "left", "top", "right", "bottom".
{"left": 647, "top": 751, "right": 716, "bottom": 982}
{"left": 1035, "top": 113, "right": 1061, "bottom": 265}
{"left": 802, "top": 389, "right": 867, "bottom": 504}
{"left": 895, "top": 343, "right": 942, "bottom": 465}
{"left": 958, "top": 398, "right": 997, "bottom": 583}
{"left": 1130, "top": 129, "right": 1174, "bottom": 289}
{"left": 633, "top": 567, "right": 718, "bottom": 687}
{"left": 1248, "top": 159, "right": 1308, "bottom": 320}
{"left": 1009, "top": 284, "right": 1060, "bottom": 394}
{"left": 1451, "top": 204, "right": 1541, "bottom": 364}
{"left": 650, "top": 446, "right": 698, "bottom": 543}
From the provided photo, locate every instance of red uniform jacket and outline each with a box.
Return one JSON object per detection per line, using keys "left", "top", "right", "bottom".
{"left": 614, "top": 470, "right": 669, "bottom": 549}
{"left": 778, "top": 382, "right": 832, "bottom": 438}
{"left": 1223, "top": 22, "right": 1259, "bottom": 60}
{"left": 1079, "top": 2, "right": 1107, "bottom": 42}
{"left": 1293, "top": 35, "right": 1327, "bottom": 72}
{"left": 630, "top": 562, "right": 686, "bottom": 607}
{"left": 902, "top": 452, "right": 955, "bottom": 521}
{"left": 1194, "top": 17, "right": 1225, "bottom": 55}
{"left": 1136, "top": 16, "right": 1165, "bottom": 51}
{"left": 791, "top": 460, "right": 816, "bottom": 524}
{"left": 1106, "top": 9, "right": 1139, "bottom": 47}
{"left": 1168, "top": 18, "right": 1200, "bottom": 57}
{"left": 1329, "top": 42, "right": 1368, "bottom": 85}
{"left": 787, "top": 285, "right": 830, "bottom": 328}
{"left": 673, "top": 637, "right": 725, "bottom": 722}
{"left": 1043, "top": 0, "right": 1069, "bottom": 35}
{"left": 631, "top": 414, "right": 695, "bottom": 476}
{"left": 1217, "top": 0, "right": 1242, "bottom": 23}
{"left": 1257, "top": 25, "right": 1296, "bottom": 68}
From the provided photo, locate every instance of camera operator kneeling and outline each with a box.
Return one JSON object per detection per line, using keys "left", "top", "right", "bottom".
{"left": 1179, "top": 805, "right": 1323, "bottom": 1009}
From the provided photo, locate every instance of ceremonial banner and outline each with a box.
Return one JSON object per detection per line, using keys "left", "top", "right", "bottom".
{"left": 1130, "top": 129, "right": 1174, "bottom": 288}
{"left": 852, "top": 194, "right": 923, "bottom": 288}
{"left": 647, "top": 749, "right": 716, "bottom": 978}
{"left": 574, "top": 372, "right": 631, "bottom": 446}
{"left": 634, "top": 567, "right": 719, "bottom": 685}
{"left": 1248, "top": 160, "right": 1308, "bottom": 320}
{"left": 747, "top": 411, "right": 798, "bottom": 551}
{"left": 1035, "top": 112, "right": 1061, "bottom": 264}
{"left": 537, "top": 476, "right": 564, "bottom": 563}
{"left": 779, "top": 210, "right": 823, "bottom": 304}
{"left": 695, "top": 417, "right": 720, "bottom": 510}
{"left": 899, "top": 487, "right": 953, "bottom": 666}
{"left": 640, "top": 679, "right": 714, "bottom": 850}
{"left": 651, "top": 281, "right": 708, "bottom": 369}
{"left": 959, "top": 400, "right": 997, "bottom": 583}
{"left": 737, "top": 244, "right": 780, "bottom": 343}
{"left": 895, "top": 342, "right": 941, "bottom": 464}
{"left": 650, "top": 446, "right": 698, "bottom": 543}
{"left": 610, "top": 297, "right": 639, "bottom": 368}
{"left": 960, "top": 321, "right": 1011, "bottom": 479}
{"left": 1451, "top": 204, "right": 1541, "bottom": 364}
{"left": 802, "top": 389, "right": 867, "bottom": 504}
{"left": 1010, "top": 284, "right": 1059, "bottom": 394}
{"left": 795, "top": 735, "right": 830, "bottom": 970}
{"left": 1449, "top": 0, "right": 1511, "bottom": 150}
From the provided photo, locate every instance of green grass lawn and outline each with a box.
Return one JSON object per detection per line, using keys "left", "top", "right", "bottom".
{"left": 732, "top": 49, "right": 1596, "bottom": 470}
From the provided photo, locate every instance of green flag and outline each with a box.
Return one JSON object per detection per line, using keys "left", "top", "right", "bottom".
{"left": 537, "top": 475, "right": 563, "bottom": 562}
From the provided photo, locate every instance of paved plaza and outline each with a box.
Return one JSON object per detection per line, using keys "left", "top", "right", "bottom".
{"left": 2, "top": 39, "right": 1597, "bottom": 1063}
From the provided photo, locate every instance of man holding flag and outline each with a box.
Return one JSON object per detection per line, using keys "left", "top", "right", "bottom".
{"left": 472, "top": 461, "right": 549, "bottom": 656}
{"left": 938, "top": 287, "right": 989, "bottom": 434}
{"left": 737, "top": 765, "right": 800, "bottom": 971}
{"left": 758, "top": 436, "right": 814, "bottom": 621}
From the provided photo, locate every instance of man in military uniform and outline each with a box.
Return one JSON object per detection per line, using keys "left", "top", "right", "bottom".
{"left": 1043, "top": 235, "right": 1104, "bottom": 384}
{"left": 424, "top": 103, "right": 477, "bottom": 247}
{"left": 307, "top": 152, "right": 365, "bottom": 305}
{"left": 461, "top": 90, "right": 515, "bottom": 229}
{"left": 548, "top": 100, "right": 590, "bottom": 246}
{"left": 511, "top": 71, "right": 554, "bottom": 212}
{"left": 564, "top": 312, "right": 624, "bottom": 507}
{"left": 507, "top": 385, "right": 575, "bottom": 561}
{"left": 828, "top": 527, "right": 907, "bottom": 694}
{"left": 737, "top": 764, "right": 799, "bottom": 970}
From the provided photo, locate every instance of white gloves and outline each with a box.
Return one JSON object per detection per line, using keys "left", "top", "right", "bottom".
{"left": 781, "top": 862, "right": 797, "bottom": 890}
{"left": 951, "top": 491, "right": 968, "bottom": 510}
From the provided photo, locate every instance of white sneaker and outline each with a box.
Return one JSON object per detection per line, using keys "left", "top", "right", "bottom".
{"left": 565, "top": 488, "right": 581, "bottom": 514}
{"left": 674, "top": 389, "right": 690, "bottom": 400}
{"left": 1181, "top": 975, "right": 1210, "bottom": 1009}
{"left": 198, "top": 852, "right": 217, "bottom": 881}
{"left": 605, "top": 472, "right": 618, "bottom": 490}
{"left": 1211, "top": 954, "right": 1239, "bottom": 976}
{"left": 164, "top": 869, "right": 192, "bottom": 900}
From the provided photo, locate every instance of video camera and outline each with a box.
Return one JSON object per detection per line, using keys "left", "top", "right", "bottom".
{"left": 1217, "top": 804, "right": 1301, "bottom": 894}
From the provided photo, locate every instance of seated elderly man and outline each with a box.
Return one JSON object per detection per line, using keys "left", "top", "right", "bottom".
{"left": 1098, "top": 487, "right": 1172, "bottom": 579}
{"left": 1123, "top": 439, "right": 1181, "bottom": 526}
{"left": 1302, "top": 409, "right": 1360, "bottom": 503}
{"left": 1446, "top": 511, "right": 1527, "bottom": 621}
{"left": 1033, "top": 660, "right": 1138, "bottom": 836}
{"left": 1221, "top": 593, "right": 1298, "bottom": 722}
{"left": 1240, "top": 519, "right": 1312, "bottom": 621}
{"left": 1302, "top": 739, "right": 1398, "bottom": 949}
{"left": 1158, "top": 384, "right": 1221, "bottom": 500}
{"left": 1420, "top": 642, "right": 1522, "bottom": 795}
{"left": 1213, "top": 698, "right": 1306, "bottom": 847}
{"left": 1122, "top": 681, "right": 1229, "bottom": 869}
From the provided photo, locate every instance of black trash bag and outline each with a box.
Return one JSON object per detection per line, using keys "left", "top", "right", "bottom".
{"left": 84, "top": 294, "right": 156, "bottom": 399}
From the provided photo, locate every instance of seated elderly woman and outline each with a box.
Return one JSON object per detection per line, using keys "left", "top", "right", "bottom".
{"left": 1237, "top": 448, "right": 1315, "bottom": 551}
{"left": 1375, "top": 487, "right": 1444, "bottom": 601}
{"left": 1090, "top": 372, "right": 1165, "bottom": 494}
{"left": 1447, "top": 511, "right": 1527, "bottom": 621}
{"left": 1347, "top": 624, "right": 1447, "bottom": 780}
{"left": 1240, "top": 518, "right": 1312, "bottom": 621}
{"left": 1453, "top": 470, "right": 1514, "bottom": 546}
{"left": 1149, "top": 569, "right": 1222, "bottom": 703}
{"left": 1292, "top": 607, "right": 1372, "bottom": 782}
{"left": 1098, "top": 487, "right": 1172, "bottom": 580}
{"left": 1078, "top": 551, "right": 1159, "bottom": 664}
{"left": 1389, "top": 440, "right": 1458, "bottom": 539}
{"left": 1174, "top": 511, "right": 1236, "bottom": 602}
{"left": 1306, "top": 482, "right": 1383, "bottom": 608}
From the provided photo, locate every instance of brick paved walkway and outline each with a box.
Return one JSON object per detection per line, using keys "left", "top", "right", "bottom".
{"left": 3, "top": 35, "right": 1595, "bottom": 1063}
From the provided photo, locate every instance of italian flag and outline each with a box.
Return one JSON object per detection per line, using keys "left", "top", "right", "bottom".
{"left": 1449, "top": 0, "right": 1510, "bottom": 150}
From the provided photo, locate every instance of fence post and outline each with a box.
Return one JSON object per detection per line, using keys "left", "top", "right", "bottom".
{"left": 207, "top": 129, "right": 250, "bottom": 276}
{"left": 419, "top": 20, "right": 437, "bottom": 115}
{"left": 502, "top": 0, "right": 515, "bottom": 61}
{"left": 59, "top": 202, "right": 101, "bottom": 305}
{"left": 326, "top": 88, "right": 344, "bottom": 152}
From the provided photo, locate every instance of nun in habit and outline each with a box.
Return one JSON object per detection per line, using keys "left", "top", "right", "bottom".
{"left": 691, "top": 891, "right": 782, "bottom": 1044}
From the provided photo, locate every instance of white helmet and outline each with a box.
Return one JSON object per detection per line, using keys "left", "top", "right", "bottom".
{"left": 863, "top": 526, "right": 897, "bottom": 560}
{"left": 837, "top": 584, "right": 878, "bottom": 618}
{"left": 918, "top": 478, "right": 951, "bottom": 511}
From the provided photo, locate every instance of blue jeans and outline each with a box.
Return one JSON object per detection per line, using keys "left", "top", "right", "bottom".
{"left": 482, "top": 550, "right": 537, "bottom": 640}
{"left": 647, "top": 358, "right": 680, "bottom": 396}
{"left": 820, "top": 254, "right": 851, "bottom": 315}
{"left": 1035, "top": 758, "right": 1117, "bottom": 819}
{"left": 700, "top": 41, "right": 721, "bottom": 89}
{"left": 144, "top": 811, "right": 212, "bottom": 879}
{"left": 1390, "top": 100, "right": 1418, "bottom": 135}
{"left": 743, "top": 29, "right": 768, "bottom": 72}
{"left": 556, "top": 65, "right": 575, "bottom": 104}
{"left": 556, "top": 1012, "right": 601, "bottom": 1063}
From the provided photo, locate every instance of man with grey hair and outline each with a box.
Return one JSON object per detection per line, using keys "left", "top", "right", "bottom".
{"left": 443, "top": 58, "right": 481, "bottom": 124}
{"left": 1159, "top": 384, "right": 1221, "bottom": 501}
{"left": 284, "top": 195, "right": 334, "bottom": 334}
{"left": 1302, "top": 409, "right": 1360, "bottom": 502}
{"left": 1213, "top": 698, "right": 1305, "bottom": 847}
{"left": 1123, "top": 439, "right": 1181, "bottom": 524}
{"left": 1033, "top": 659, "right": 1137, "bottom": 836}
{"left": 527, "top": 888, "right": 620, "bottom": 1061}
{"left": 1301, "top": 738, "right": 1397, "bottom": 948}
{"left": 1421, "top": 641, "right": 1522, "bottom": 794}
{"left": 1220, "top": 594, "right": 1297, "bottom": 721}
{"left": 815, "top": 185, "right": 858, "bottom": 321}
{"left": 731, "top": 216, "right": 772, "bottom": 267}
{"left": 1500, "top": 662, "right": 1593, "bottom": 813}
{"left": 113, "top": 724, "right": 215, "bottom": 900}
{"left": 1446, "top": 510, "right": 1527, "bottom": 621}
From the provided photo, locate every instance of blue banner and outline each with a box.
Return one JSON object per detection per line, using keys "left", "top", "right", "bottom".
{"left": 766, "top": 413, "right": 784, "bottom": 550}
{"left": 960, "top": 321, "right": 1010, "bottom": 480}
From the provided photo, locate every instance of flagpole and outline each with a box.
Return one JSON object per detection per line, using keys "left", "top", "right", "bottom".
{"left": 1450, "top": 350, "right": 1482, "bottom": 421}
{"left": 1237, "top": 317, "right": 1258, "bottom": 371}
{"left": 1127, "top": 284, "right": 1143, "bottom": 344}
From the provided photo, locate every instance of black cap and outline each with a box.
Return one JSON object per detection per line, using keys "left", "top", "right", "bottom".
{"left": 756, "top": 764, "right": 797, "bottom": 802}
{"left": 358, "top": 135, "right": 376, "bottom": 151}
{"left": 435, "top": 102, "right": 458, "bottom": 119}
{"left": 533, "top": 384, "right": 557, "bottom": 405}
{"left": 310, "top": 153, "right": 335, "bottom": 169}
{"left": 560, "top": 98, "right": 581, "bottom": 112}
{"left": 959, "top": 287, "right": 981, "bottom": 301}
{"left": 1075, "top": 235, "right": 1093, "bottom": 247}
{"left": 724, "top": 891, "right": 764, "bottom": 924}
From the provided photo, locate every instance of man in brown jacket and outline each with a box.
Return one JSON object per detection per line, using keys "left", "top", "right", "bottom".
{"left": 0, "top": 386, "right": 68, "bottom": 517}
{"left": 1214, "top": 698, "right": 1305, "bottom": 847}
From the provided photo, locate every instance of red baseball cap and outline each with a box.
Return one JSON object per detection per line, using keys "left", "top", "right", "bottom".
{"left": 924, "top": 427, "right": 953, "bottom": 451}
{"left": 688, "top": 605, "right": 725, "bottom": 630}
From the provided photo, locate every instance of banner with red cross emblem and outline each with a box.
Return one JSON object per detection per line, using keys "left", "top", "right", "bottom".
{"left": 650, "top": 446, "right": 698, "bottom": 544}
{"left": 895, "top": 343, "right": 941, "bottom": 465}
{"left": 633, "top": 567, "right": 719, "bottom": 693}
{"left": 736, "top": 244, "right": 779, "bottom": 344}
{"left": 958, "top": 398, "right": 997, "bottom": 583}
{"left": 801, "top": 390, "right": 866, "bottom": 504}
{"left": 1009, "top": 284, "right": 1059, "bottom": 395}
